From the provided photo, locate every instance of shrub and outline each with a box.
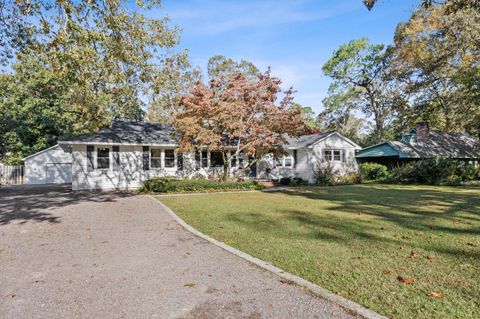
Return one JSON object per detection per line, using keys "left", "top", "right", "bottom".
{"left": 279, "top": 177, "right": 291, "bottom": 186}
{"left": 314, "top": 161, "right": 339, "bottom": 186}
{"left": 389, "top": 158, "right": 477, "bottom": 186}
{"left": 139, "top": 177, "right": 265, "bottom": 193}
{"left": 359, "top": 163, "right": 390, "bottom": 182}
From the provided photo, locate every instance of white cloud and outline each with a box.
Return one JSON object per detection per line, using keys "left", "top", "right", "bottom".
{"left": 165, "top": 0, "right": 356, "bottom": 35}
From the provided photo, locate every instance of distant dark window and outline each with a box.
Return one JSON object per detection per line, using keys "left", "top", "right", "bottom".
{"left": 151, "top": 149, "right": 161, "bottom": 168}
{"left": 143, "top": 146, "right": 150, "bottom": 170}
{"left": 165, "top": 149, "right": 175, "bottom": 168}
{"left": 97, "top": 147, "right": 110, "bottom": 169}
{"left": 210, "top": 152, "right": 224, "bottom": 167}
{"left": 284, "top": 156, "right": 292, "bottom": 167}
{"left": 201, "top": 151, "right": 208, "bottom": 168}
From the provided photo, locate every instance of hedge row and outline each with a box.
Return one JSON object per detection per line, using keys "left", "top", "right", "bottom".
{"left": 359, "top": 158, "right": 478, "bottom": 185}
{"left": 139, "top": 177, "right": 265, "bottom": 193}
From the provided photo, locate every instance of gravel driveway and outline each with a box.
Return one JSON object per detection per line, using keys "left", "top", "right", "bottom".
{"left": 0, "top": 185, "right": 358, "bottom": 319}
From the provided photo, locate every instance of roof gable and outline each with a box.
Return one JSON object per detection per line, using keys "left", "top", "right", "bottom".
{"left": 286, "top": 132, "right": 361, "bottom": 149}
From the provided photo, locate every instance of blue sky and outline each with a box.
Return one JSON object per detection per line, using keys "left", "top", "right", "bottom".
{"left": 160, "top": 0, "right": 418, "bottom": 114}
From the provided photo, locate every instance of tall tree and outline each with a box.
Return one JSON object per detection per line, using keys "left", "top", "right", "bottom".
{"left": 0, "top": 0, "right": 192, "bottom": 163}
{"left": 391, "top": 3, "right": 480, "bottom": 136}
{"left": 322, "top": 38, "right": 403, "bottom": 143}
{"left": 174, "top": 71, "right": 311, "bottom": 178}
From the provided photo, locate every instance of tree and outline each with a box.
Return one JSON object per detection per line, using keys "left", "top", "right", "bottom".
{"left": 318, "top": 92, "right": 367, "bottom": 145}
{"left": 291, "top": 103, "right": 318, "bottom": 129}
{"left": 0, "top": 0, "right": 193, "bottom": 162}
{"left": 207, "top": 55, "right": 259, "bottom": 82}
{"left": 390, "top": 4, "right": 480, "bottom": 136}
{"left": 146, "top": 55, "right": 202, "bottom": 123}
{"left": 174, "top": 71, "right": 311, "bottom": 178}
{"left": 322, "top": 38, "right": 402, "bottom": 143}
{"left": 362, "top": 0, "right": 479, "bottom": 11}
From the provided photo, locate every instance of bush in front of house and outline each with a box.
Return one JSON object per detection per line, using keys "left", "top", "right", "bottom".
{"left": 389, "top": 158, "right": 477, "bottom": 185}
{"left": 359, "top": 162, "right": 390, "bottom": 182}
{"left": 314, "top": 161, "right": 339, "bottom": 186}
{"left": 139, "top": 177, "right": 265, "bottom": 193}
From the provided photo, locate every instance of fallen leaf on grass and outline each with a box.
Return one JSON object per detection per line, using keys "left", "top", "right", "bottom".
{"left": 331, "top": 271, "right": 338, "bottom": 276}
{"left": 409, "top": 251, "right": 419, "bottom": 259}
{"left": 334, "top": 291, "right": 342, "bottom": 295}
{"left": 351, "top": 256, "right": 363, "bottom": 259}
{"left": 402, "top": 236, "right": 413, "bottom": 240}
{"left": 427, "top": 291, "right": 444, "bottom": 298}
{"left": 426, "top": 255, "right": 434, "bottom": 260}
{"left": 397, "top": 276, "right": 414, "bottom": 285}
{"left": 467, "top": 242, "right": 477, "bottom": 247}
{"left": 184, "top": 283, "right": 196, "bottom": 288}
{"left": 452, "top": 220, "right": 461, "bottom": 225}
{"left": 383, "top": 269, "right": 392, "bottom": 275}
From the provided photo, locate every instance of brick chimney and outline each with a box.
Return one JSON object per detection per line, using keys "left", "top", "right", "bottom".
{"left": 416, "top": 121, "right": 430, "bottom": 142}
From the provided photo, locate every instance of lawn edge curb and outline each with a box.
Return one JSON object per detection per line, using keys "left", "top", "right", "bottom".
{"left": 150, "top": 195, "right": 388, "bottom": 319}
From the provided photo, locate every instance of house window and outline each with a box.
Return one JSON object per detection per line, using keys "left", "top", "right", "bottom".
{"left": 201, "top": 151, "right": 208, "bottom": 168}
{"left": 284, "top": 156, "right": 292, "bottom": 167}
{"left": 97, "top": 147, "right": 110, "bottom": 169}
{"left": 333, "top": 150, "right": 341, "bottom": 161}
{"left": 324, "top": 149, "right": 342, "bottom": 162}
{"left": 151, "top": 149, "right": 162, "bottom": 168}
{"left": 165, "top": 149, "right": 175, "bottom": 168}
{"left": 210, "top": 152, "right": 224, "bottom": 167}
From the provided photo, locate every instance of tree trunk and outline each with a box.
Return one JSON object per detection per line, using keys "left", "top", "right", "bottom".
{"left": 222, "top": 151, "right": 229, "bottom": 181}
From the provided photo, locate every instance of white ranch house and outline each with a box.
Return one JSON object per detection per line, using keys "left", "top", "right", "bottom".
{"left": 24, "top": 121, "right": 361, "bottom": 190}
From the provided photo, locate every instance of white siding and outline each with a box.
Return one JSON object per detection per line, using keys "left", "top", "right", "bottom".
{"left": 24, "top": 145, "right": 73, "bottom": 184}
{"left": 256, "top": 133, "right": 361, "bottom": 183}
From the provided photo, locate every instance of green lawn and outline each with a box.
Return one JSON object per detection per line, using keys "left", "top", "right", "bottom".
{"left": 158, "top": 185, "right": 480, "bottom": 319}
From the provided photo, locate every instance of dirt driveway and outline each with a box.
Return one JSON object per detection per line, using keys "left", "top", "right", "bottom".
{"left": 0, "top": 185, "right": 357, "bottom": 319}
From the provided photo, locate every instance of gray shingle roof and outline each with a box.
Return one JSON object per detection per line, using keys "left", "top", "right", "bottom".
{"left": 366, "top": 131, "right": 480, "bottom": 159}
{"left": 60, "top": 121, "right": 177, "bottom": 145}
{"left": 285, "top": 132, "right": 334, "bottom": 148}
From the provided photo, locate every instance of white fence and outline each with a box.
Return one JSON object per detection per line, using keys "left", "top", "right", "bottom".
{"left": 0, "top": 165, "right": 24, "bottom": 185}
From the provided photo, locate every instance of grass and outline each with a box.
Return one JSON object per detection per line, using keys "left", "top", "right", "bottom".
{"left": 157, "top": 184, "right": 480, "bottom": 319}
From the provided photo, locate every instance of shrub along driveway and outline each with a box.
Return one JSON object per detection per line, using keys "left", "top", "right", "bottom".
{"left": 159, "top": 185, "right": 480, "bottom": 319}
{"left": 0, "top": 185, "right": 357, "bottom": 319}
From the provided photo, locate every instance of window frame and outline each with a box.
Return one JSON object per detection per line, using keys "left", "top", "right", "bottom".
{"left": 150, "top": 148, "right": 162, "bottom": 169}
{"left": 96, "top": 146, "right": 111, "bottom": 170}
{"left": 164, "top": 149, "right": 175, "bottom": 168}
{"left": 323, "top": 149, "right": 342, "bottom": 162}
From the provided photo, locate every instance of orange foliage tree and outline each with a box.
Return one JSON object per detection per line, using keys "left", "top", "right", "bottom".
{"left": 173, "top": 70, "right": 311, "bottom": 178}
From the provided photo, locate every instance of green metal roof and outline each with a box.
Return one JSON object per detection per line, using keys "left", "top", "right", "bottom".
{"left": 356, "top": 142, "right": 403, "bottom": 158}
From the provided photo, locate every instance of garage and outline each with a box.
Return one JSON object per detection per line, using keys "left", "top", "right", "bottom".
{"left": 23, "top": 145, "right": 73, "bottom": 185}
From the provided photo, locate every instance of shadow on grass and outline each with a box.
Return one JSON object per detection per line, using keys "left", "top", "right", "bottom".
{"left": 225, "top": 185, "right": 480, "bottom": 259}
